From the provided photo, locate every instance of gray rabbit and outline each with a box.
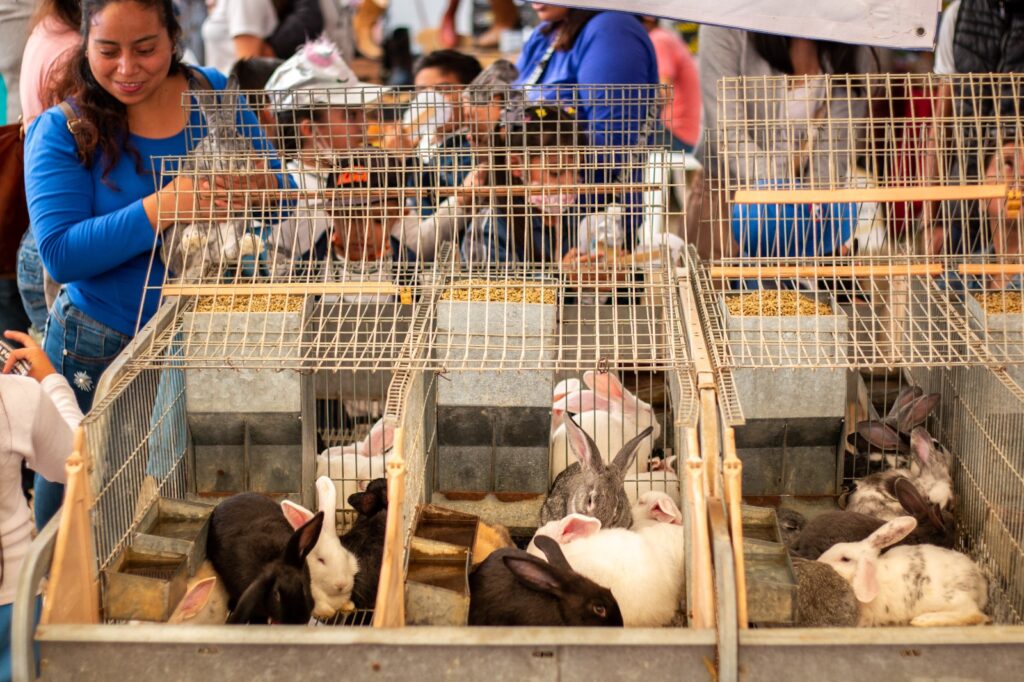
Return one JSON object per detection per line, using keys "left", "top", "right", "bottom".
{"left": 161, "top": 77, "right": 264, "bottom": 282}
{"left": 791, "top": 558, "right": 859, "bottom": 627}
{"left": 539, "top": 413, "right": 652, "bottom": 529}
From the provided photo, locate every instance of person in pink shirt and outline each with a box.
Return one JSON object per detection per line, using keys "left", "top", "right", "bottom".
{"left": 641, "top": 16, "right": 700, "bottom": 153}
{"left": 19, "top": 0, "right": 81, "bottom": 125}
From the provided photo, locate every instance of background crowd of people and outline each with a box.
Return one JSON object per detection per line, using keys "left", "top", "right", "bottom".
{"left": 0, "top": 1, "right": 1022, "bottom": 680}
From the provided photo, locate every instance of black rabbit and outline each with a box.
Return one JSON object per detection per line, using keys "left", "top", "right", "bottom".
{"left": 468, "top": 535, "right": 623, "bottom": 626}
{"left": 207, "top": 492, "right": 324, "bottom": 624}
{"left": 339, "top": 478, "right": 389, "bottom": 609}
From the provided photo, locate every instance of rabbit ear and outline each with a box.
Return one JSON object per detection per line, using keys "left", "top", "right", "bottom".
{"left": 887, "top": 385, "right": 924, "bottom": 420}
{"left": 364, "top": 418, "right": 396, "bottom": 457}
{"left": 553, "top": 378, "right": 583, "bottom": 402}
{"left": 590, "top": 372, "right": 626, "bottom": 401}
{"left": 611, "top": 426, "right": 654, "bottom": 476}
{"left": 650, "top": 496, "right": 683, "bottom": 525}
{"left": 562, "top": 413, "right": 602, "bottom": 472}
{"left": 176, "top": 577, "right": 219, "bottom": 622}
{"left": 316, "top": 476, "right": 337, "bottom": 513}
{"left": 856, "top": 421, "right": 904, "bottom": 451}
{"left": 281, "top": 500, "right": 315, "bottom": 530}
{"left": 896, "top": 394, "right": 940, "bottom": 432}
{"left": 892, "top": 477, "right": 929, "bottom": 516}
{"left": 285, "top": 511, "right": 325, "bottom": 566}
{"left": 866, "top": 516, "right": 918, "bottom": 552}
{"left": 557, "top": 390, "right": 605, "bottom": 414}
{"left": 502, "top": 553, "right": 566, "bottom": 596}
{"left": 559, "top": 514, "right": 602, "bottom": 543}
{"left": 228, "top": 572, "right": 273, "bottom": 624}
{"left": 910, "top": 427, "right": 934, "bottom": 466}
{"left": 852, "top": 556, "right": 879, "bottom": 603}
{"left": 533, "top": 535, "right": 573, "bottom": 572}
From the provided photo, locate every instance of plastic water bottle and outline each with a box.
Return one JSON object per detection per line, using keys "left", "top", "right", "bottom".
{"left": 577, "top": 205, "right": 626, "bottom": 305}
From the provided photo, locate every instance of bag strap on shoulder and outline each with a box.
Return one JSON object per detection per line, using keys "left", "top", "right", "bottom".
{"left": 57, "top": 100, "right": 88, "bottom": 163}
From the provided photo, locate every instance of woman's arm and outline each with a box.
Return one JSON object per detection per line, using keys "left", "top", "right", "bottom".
{"left": 24, "top": 113, "right": 165, "bottom": 283}
{"left": 233, "top": 34, "right": 274, "bottom": 61}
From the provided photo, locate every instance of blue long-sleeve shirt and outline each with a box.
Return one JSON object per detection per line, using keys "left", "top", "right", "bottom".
{"left": 24, "top": 65, "right": 279, "bottom": 336}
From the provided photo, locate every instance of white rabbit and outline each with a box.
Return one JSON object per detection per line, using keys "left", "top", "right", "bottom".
{"left": 817, "top": 516, "right": 989, "bottom": 627}
{"left": 550, "top": 371, "right": 660, "bottom": 480}
{"left": 527, "top": 495, "right": 685, "bottom": 627}
{"left": 624, "top": 457, "right": 681, "bottom": 508}
{"left": 630, "top": 490, "right": 684, "bottom": 528}
{"left": 315, "top": 417, "right": 396, "bottom": 511}
{"left": 281, "top": 476, "right": 359, "bottom": 619}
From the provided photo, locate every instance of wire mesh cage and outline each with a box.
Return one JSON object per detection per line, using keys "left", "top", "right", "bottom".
{"left": 694, "top": 72, "right": 1023, "bottom": 370}
{"left": 128, "top": 82, "right": 688, "bottom": 373}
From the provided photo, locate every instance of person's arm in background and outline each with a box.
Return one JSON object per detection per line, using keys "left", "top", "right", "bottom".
{"left": 267, "top": 0, "right": 324, "bottom": 59}
{"left": 225, "top": 0, "right": 279, "bottom": 61}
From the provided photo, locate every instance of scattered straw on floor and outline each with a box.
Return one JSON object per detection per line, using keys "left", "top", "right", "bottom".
{"left": 441, "top": 279, "right": 556, "bottom": 304}
{"left": 194, "top": 294, "right": 304, "bottom": 313}
{"left": 977, "top": 291, "right": 1024, "bottom": 315}
{"left": 725, "top": 291, "right": 833, "bottom": 316}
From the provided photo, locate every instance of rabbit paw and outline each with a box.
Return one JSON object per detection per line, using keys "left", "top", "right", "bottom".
{"left": 238, "top": 233, "right": 264, "bottom": 258}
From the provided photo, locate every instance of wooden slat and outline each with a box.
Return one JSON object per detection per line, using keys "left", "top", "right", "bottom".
{"left": 957, "top": 264, "right": 1024, "bottom": 276}
{"left": 722, "top": 428, "right": 748, "bottom": 630}
{"left": 41, "top": 428, "right": 100, "bottom": 625}
{"left": 710, "top": 264, "right": 945, "bottom": 278}
{"left": 685, "top": 428, "right": 715, "bottom": 630}
{"left": 734, "top": 184, "right": 1007, "bottom": 205}
{"left": 163, "top": 282, "right": 400, "bottom": 297}
{"left": 373, "top": 427, "right": 407, "bottom": 628}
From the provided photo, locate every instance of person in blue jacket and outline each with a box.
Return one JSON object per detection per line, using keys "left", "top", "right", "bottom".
{"left": 23, "top": 0, "right": 280, "bottom": 529}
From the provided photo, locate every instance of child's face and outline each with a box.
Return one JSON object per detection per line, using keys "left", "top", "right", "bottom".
{"left": 984, "top": 142, "right": 1022, "bottom": 222}
{"left": 310, "top": 107, "right": 367, "bottom": 152}
{"left": 462, "top": 96, "right": 504, "bottom": 148}
{"left": 331, "top": 203, "right": 399, "bottom": 261}
{"left": 522, "top": 151, "right": 579, "bottom": 191}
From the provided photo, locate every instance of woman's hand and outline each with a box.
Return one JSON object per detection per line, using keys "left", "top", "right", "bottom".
{"left": 3, "top": 330, "right": 57, "bottom": 381}
{"left": 144, "top": 161, "right": 276, "bottom": 230}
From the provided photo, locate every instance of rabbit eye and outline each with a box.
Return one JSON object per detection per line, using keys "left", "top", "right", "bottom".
{"left": 592, "top": 604, "right": 607, "bottom": 618}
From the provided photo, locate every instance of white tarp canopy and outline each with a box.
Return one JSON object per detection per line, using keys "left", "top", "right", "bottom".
{"left": 545, "top": 0, "right": 943, "bottom": 50}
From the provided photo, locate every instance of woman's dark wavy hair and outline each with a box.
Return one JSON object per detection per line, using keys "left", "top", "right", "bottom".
{"left": 539, "top": 9, "right": 599, "bottom": 52}
{"left": 50, "top": 0, "right": 186, "bottom": 183}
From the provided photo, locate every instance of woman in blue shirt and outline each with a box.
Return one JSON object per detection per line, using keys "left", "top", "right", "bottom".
{"left": 516, "top": 6, "right": 658, "bottom": 156}
{"left": 24, "top": 0, "right": 278, "bottom": 527}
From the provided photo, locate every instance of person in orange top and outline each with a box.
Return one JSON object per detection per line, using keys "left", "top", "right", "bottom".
{"left": 640, "top": 16, "right": 700, "bottom": 153}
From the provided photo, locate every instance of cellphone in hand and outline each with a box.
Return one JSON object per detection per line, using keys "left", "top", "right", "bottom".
{"left": 0, "top": 340, "right": 31, "bottom": 376}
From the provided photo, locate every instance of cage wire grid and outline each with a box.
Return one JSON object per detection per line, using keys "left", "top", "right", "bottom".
{"left": 693, "top": 72, "right": 1024, "bottom": 371}
{"left": 125, "top": 83, "right": 693, "bottom": 374}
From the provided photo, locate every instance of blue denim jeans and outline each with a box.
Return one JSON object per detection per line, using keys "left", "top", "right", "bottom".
{"left": 15, "top": 231, "right": 48, "bottom": 333}
{"left": 38, "top": 289, "right": 131, "bottom": 529}
{"left": 0, "top": 278, "right": 30, "bottom": 335}
{"left": 0, "top": 596, "right": 41, "bottom": 682}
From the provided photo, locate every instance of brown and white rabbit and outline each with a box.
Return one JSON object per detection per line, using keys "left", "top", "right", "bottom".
{"left": 845, "top": 386, "right": 940, "bottom": 478}
{"left": 207, "top": 492, "right": 324, "bottom": 624}
{"left": 540, "top": 412, "right": 652, "bottom": 529}
{"left": 846, "top": 426, "right": 953, "bottom": 520}
{"left": 817, "top": 516, "right": 989, "bottom": 627}
{"left": 468, "top": 535, "right": 623, "bottom": 627}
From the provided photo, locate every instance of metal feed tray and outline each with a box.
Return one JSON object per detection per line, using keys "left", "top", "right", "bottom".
{"left": 102, "top": 546, "right": 189, "bottom": 622}
{"left": 132, "top": 498, "right": 213, "bottom": 576}
{"left": 741, "top": 506, "right": 796, "bottom": 626}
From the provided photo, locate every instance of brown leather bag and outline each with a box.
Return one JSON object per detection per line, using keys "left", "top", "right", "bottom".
{"left": 0, "top": 122, "right": 29, "bottom": 279}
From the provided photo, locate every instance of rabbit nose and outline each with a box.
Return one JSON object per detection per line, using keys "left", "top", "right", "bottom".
{"left": 335, "top": 581, "right": 349, "bottom": 591}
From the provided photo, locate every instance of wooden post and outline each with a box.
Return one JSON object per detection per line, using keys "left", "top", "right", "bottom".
{"left": 373, "top": 426, "right": 407, "bottom": 628}
{"left": 686, "top": 428, "right": 715, "bottom": 629}
{"left": 41, "top": 427, "right": 100, "bottom": 625}
{"left": 722, "top": 428, "right": 748, "bottom": 629}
